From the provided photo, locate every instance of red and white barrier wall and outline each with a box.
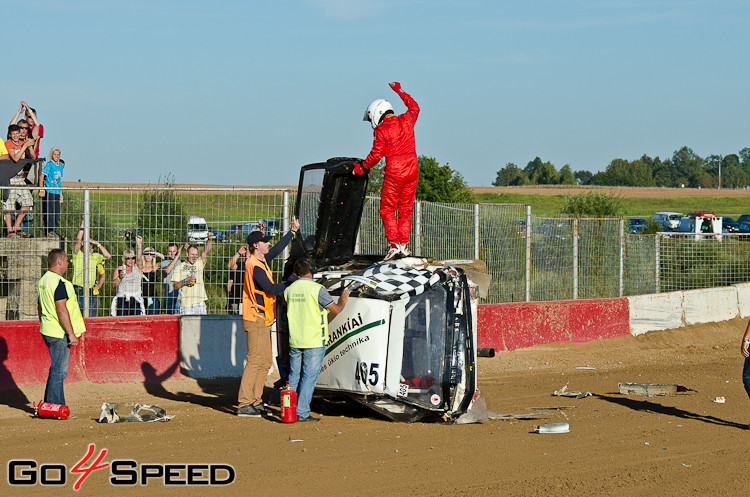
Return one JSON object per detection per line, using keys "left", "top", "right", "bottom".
{"left": 0, "top": 316, "right": 180, "bottom": 390}
{"left": 3, "top": 283, "right": 750, "bottom": 388}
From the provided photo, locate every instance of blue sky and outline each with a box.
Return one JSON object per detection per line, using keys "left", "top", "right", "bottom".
{"left": 3, "top": 0, "right": 748, "bottom": 186}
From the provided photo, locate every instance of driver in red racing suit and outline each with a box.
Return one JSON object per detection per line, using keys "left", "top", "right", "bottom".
{"left": 353, "top": 82, "right": 419, "bottom": 260}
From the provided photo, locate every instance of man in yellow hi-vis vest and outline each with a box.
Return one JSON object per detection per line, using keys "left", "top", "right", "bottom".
{"left": 283, "top": 260, "right": 349, "bottom": 422}
{"left": 37, "top": 248, "right": 86, "bottom": 406}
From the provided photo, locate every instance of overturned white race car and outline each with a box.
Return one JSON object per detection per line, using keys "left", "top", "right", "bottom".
{"left": 277, "top": 158, "right": 489, "bottom": 423}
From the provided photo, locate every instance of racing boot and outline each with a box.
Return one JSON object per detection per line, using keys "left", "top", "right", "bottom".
{"left": 384, "top": 243, "right": 401, "bottom": 260}
{"left": 398, "top": 243, "right": 412, "bottom": 257}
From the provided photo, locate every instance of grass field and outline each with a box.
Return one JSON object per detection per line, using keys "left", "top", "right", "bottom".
{"left": 474, "top": 191, "right": 750, "bottom": 216}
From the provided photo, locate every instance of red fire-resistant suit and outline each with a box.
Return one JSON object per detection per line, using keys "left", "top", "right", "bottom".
{"left": 359, "top": 85, "right": 420, "bottom": 245}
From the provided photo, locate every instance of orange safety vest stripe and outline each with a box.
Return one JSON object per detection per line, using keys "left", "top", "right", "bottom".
{"left": 243, "top": 255, "right": 276, "bottom": 326}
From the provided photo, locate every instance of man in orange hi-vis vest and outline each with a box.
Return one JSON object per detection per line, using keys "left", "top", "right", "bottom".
{"left": 237, "top": 216, "right": 299, "bottom": 418}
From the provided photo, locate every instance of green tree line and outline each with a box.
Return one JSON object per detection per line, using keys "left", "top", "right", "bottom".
{"left": 493, "top": 146, "right": 750, "bottom": 188}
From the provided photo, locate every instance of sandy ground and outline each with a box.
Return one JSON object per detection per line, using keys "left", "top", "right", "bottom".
{"left": 2, "top": 319, "right": 749, "bottom": 497}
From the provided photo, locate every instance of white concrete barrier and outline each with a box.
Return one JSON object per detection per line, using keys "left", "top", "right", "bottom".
{"left": 180, "top": 315, "right": 248, "bottom": 379}
{"left": 735, "top": 283, "right": 750, "bottom": 318}
{"left": 627, "top": 292, "right": 684, "bottom": 336}
{"left": 179, "top": 315, "right": 281, "bottom": 379}
{"left": 683, "top": 286, "right": 739, "bottom": 326}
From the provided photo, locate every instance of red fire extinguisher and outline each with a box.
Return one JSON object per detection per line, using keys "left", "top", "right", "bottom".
{"left": 281, "top": 384, "right": 297, "bottom": 423}
{"left": 34, "top": 401, "right": 70, "bottom": 420}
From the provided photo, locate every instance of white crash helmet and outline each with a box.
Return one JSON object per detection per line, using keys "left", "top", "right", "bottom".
{"left": 363, "top": 99, "right": 394, "bottom": 129}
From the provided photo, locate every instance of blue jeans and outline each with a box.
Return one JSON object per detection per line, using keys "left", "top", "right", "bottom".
{"left": 163, "top": 287, "right": 179, "bottom": 315}
{"left": 74, "top": 286, "right": 99, "bottom": 317}
{"left": 288, "top": 347, "right": 325, "bottom": 418}
{"left": 743, "top": 355, "right": 750, "bottom": 400}
{"left": 43, "top": 193, "right": 61, "bottom": 233}
{"left": 43, "top": 335, "right": 70, "bottom": 405}
{"left": 145, "top": 297, "right": 160, "bottom": 315}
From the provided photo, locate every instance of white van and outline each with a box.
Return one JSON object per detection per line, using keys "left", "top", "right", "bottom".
{"left": 654, "top": 212, "right": 683, "bottom": 231}
{"left": 674, "top": 213, "right": 722, "bottom": 240}
{"left": 187, "top": 216, "right": 209, "bottom": 244}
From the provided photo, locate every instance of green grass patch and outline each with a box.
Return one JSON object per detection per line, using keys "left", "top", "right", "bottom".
{"left": 474, "top": 193, "right": 750, "bottom": 217}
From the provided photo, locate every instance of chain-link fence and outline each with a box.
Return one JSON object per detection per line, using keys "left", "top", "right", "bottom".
{"left": 3, "top": 185, "right": 749, "bottom": 321}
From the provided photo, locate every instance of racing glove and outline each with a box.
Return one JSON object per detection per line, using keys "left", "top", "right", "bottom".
{"left": 353, "top": 162, "right": 367, "bottom": 176}
{"left": 389, "top": 81, "right": 402, "bottom": 93}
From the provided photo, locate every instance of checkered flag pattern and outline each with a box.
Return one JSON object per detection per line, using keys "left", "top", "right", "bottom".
{"left": 353, "top": 262, "right": 442, "bottom": 301}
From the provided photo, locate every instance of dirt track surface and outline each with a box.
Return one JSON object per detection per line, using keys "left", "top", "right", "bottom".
{"left": 2, "top": 319, "right": 749, "bottom": 496}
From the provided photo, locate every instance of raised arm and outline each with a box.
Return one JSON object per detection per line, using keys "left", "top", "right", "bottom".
{"left": 135, "top": 236, "right": 144, "bottom": 271}
{"left": 389, "top": 82, "right": 419, "bottom": 124}
{"left": 162, "top": 245, "right": 183, "bottom": 275}
{"left": 74, "top": 220, "right": 85, "bottom": 253}
{"left": 201, "top": 232, "right": 213, "bottom": 265}
{"left": 90, "top": 238, "right": 111, "bottom": 260}
{"left": 228, "top": 245, "right": 247, "bottom": 270}
{"left": 9, "top": 103, "right": 23, "bottom": 127}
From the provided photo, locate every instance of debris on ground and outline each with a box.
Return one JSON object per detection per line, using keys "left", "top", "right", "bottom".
{"left": 534, "top": 422, "right": 570, "bottom": 434}
{"left": 553, "top": 384, "right": 592, "bottom": 398}
{"left": 487, "top": 411, "right": 552, "bottom": 420}
{"left": 98, "top": 403, "right": 173, "bottom": 423}
{"left": 618, "top": 383, "right": 698, "bottom": 397}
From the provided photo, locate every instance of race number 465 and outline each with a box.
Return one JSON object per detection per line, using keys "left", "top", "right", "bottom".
{"left": 354, "top": 361, "right": 379, "bottom": 386}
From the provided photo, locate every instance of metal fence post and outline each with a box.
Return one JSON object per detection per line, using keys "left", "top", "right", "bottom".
{"left": 655, "top": 234, "right": 661, "bottom": 293}
{"left": 619, "top": 218, "right": 624, "bottom": 297}
{"left": 474, "top": 203, "right": 480, "bottom": 260}
{"left": 82, "top": 189, "right": 90, "bottom": 316}
{"left": 573, "top": 218, "right": 579, "bottom": 300}
{"left": 525, "top": 205, "right": 531, "bottom": 302}
{"left": 282, "top": 191, "right": 290, "bottom": 261}
{"left": 415, "top": 200, "right": 422, "bottom": 257}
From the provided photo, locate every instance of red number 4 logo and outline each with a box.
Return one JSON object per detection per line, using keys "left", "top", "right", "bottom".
{"left": 70, "top": 444, "right": 109, "bottom": 491}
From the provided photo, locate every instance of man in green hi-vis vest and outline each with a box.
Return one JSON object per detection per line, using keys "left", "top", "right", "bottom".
{"left": 284, "top": 260, "right": 349, "bottom": 422}
{"left": 37, "top": 248, "right": 86, "bottom": 406}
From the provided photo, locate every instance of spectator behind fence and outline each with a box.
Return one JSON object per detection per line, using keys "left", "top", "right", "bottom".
{"left": 160, "top": 243, "right": 183, "bottom": 314}
{"left": 141, "top": 246, "right": 164, "bottom": 315}
{"left": 111, "top": 236, "right": 145, "bottom": 316}
{"left": 71, "top": 228, "right": 111, "bottom": 318}
{"left": 3, "top": 124, "right": 34, "bottom": 238}
{"left": 10, "top": 101, "right": 42, "bottom": 158}
{"left": 226, "top": 245, "right": 247, "bottom": 314}
{"left": 39, "top": 147, "right": 63, "bottom": 237}
{"left": 172, "top": 233, "right": 213, "bottom": 315}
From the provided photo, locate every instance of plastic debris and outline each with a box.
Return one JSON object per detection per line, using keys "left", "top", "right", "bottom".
{"left": 534, "top": 422, "right": 570, "bottom": 434}
{"left": 713, "top": 396, "right": 726, "bottom": 404}
{"left": 618, "top": 383, "right": 697, "bottom": 397}
{"left": 98, "top": 403, "right": 173, "bottom": 423}
{"left": 487, "top": 411, "right": 551, "bottom": 420}
{"left": 553, "top": 384, "right": 592, "bottom": 399}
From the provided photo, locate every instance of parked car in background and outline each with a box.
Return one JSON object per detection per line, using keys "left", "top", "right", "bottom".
{"left": 654, "top": 212, "right": 682, "bottom": 231}
{"left": 674, "top": 213, "right": 722, "bottom": 240}
{"left": 628, "top": 218, "right": 648, "bottom": 234}
{"left": 738, "top": 222, "right": 750, "bottom": 241}
{"left": 722, "top": 217, "right": 739, "bottom": 233}
{"left": 187, "top": 216, "right": 209, "bottom": 244}
{"left": 217, "top": 223, "right": 245, "bottom": 243}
